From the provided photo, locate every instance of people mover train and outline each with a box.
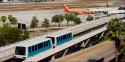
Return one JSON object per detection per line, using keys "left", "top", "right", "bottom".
{"left": 14, "top": 30, "right": 73, "bottom": 60}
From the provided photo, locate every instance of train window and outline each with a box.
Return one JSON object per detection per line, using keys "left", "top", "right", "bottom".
{"left": 32, "top": 46, "right": 35, "bottom": 52}
{"left": 15, "top": 47, "right": 26, "bottom": 55}
{"left": 58, "top": 37, "right": 59, "bottom": 41}
{"left": 35, "top": 45, "right": 38, "bottom": 50}
{"left": 70, "top": 33, "right": 72, "bottom": 37}
{"left": 65, "top": 34, "right": 67, "bottom": 38}
{"left": 62, "top": 35, "right": 64, "bottom": 39}
{"left": 46, "top": 41, "right": 48, "bottom": 46}
{"left": 69, "top": 33, "right": 71, "bottom": 37}
{"left": 48, "top": 40, "right": 50, "bottom": 45}
{"left": 64, "top": 35, "right": 66, "bottom": 39}
{"left": 57, "top": 37, "right": 59, "bottom": 42}
{"left": 63, "top": 35, "right": 66, "bottom": 39}
{"left": 41, "top": 43, "right": 43, "bottom": 48}
{"left": 59, "top": 36, "right": 61, "bottom": 40}
{"left": 38, "top": 43, "right": 43, "bottom": 49}
{"left": 38, "top": 44, "right": 40, "bottom": 49}
{"left": 59, "top": 37, "right": 60, "bottom": 41}
{"left": 68, "top": 34, "right": 70, "bottom": 37}
{"left": 58, "top": 37, "right": 60, "bottom": 41}
{"left": 28, "top": 47, "right": 31, "bottom": 53}
{"left": 67, "top": 34, "right": 69, "bottom": 37}
{"left": 43, "top": 42, "right": 46, "bottom": 47}
{"left": 60, "top": 36, "right": 62, "bottom": 40}
{"left": 61, "top": 36, "right": 63, "bottom": 40}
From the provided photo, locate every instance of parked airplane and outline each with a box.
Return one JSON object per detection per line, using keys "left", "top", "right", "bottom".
{"left": 89, "top": 7, "right": 125, "bottom": 15}
{"left": 64, "top": 4, "right": 95, "bottom": 14}
{"left": 87, "top": 1, "right": 125, "bottom": 15}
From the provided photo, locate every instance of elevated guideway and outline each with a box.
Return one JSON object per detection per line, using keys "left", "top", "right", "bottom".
{"left": 0, "top": 14, "right": 124, "bottom": 62}
{"left": 68, "top": 14, "right": 125, "bottom": 35}
{"left": 54, "top": 40, "right": 118, "bottom": 62}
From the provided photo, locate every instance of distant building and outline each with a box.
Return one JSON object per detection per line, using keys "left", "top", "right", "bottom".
{"left": 0, "top": 0, "right": 58, "bottom": 3}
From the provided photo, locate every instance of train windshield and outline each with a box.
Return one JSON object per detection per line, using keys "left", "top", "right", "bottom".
{"left": 15, "top": 47, "right": 26, "bottom": 55}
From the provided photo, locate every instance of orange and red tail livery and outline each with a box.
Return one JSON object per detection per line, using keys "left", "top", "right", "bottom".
{"left": 64, "top": 4, "right": 69, "bottom": 11}
{"left": 63, "top": 4, "right": 95, "bottom": 14}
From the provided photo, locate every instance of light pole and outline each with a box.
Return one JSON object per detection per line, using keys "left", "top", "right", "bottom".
{"left": 106, "top": 0, "right": 109, "bottom": 8}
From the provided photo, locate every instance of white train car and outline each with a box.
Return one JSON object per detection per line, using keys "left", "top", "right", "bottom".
{"left": 47, "top": 30, "right": 73, "bottom": 47}
{"left": 15, "top": 36, "right": 52, "bottom": 59}
{"left": 15, "top": 30, "right": 73, "bottom": 60}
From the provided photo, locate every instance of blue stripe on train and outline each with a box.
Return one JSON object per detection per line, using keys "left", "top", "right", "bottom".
{"left": 57, "top": 35, "right": 73, "bottom": 46}
{"left": 28, "top": 45, "right": 51, "bottom": 57}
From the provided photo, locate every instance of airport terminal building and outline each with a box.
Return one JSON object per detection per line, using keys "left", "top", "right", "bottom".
{"left": 0, "top": 0, "right": 60, "bottom": 3}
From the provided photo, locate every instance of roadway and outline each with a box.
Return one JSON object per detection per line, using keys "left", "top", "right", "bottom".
{"left": 54, "top": 40, "right": 117, "bottom": 62}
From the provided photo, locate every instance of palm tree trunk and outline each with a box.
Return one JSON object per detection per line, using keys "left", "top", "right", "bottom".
{"left": 115, "top": 47, "right": 118, "bottom": 62}
{"left": 116, "top": 30, "right": 119, "bottom": 38}
{"left": 115, "top": 30, "right": 119, "bottom": 62}
{"left": 67, "top": 21, "right": 69, "bottom": 27}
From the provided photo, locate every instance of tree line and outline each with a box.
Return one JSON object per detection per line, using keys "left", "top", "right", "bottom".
{"left": 0, "top": 14, "right": 94, "bottom": 46}
{"left": 1, "top": 15, "right": 17, "bottom": 25}
{"left": 0, "top": 15, "right": 29, "bottom": 46}
{"left": 30, "top": 14, "right": 82, "bottom": 29}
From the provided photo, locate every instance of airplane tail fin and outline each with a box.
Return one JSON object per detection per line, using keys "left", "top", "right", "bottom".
{"left": 64, "top": 4, "right": 69, "bottom": 12}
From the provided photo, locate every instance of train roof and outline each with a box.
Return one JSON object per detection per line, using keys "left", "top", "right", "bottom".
{"left": 47, "top": 30, "right": 71, "bottom": 38}
{"left": 16, "top": 29, "right": 71, "bottom": 47}
{"left": 17, "top": 36, "right": 51, "bottom": 47}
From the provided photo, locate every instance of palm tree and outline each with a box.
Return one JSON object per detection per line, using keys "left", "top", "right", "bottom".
{"left": 42, "top": 18, "right": 50, "bottom": 28}
{"left": 64, "top": 14, "right": 74, "bottom": 27}
{"left": 51, "top": 14, "right": 64, "bottom": 29}
{"left": 30, "top": 16, "right": 39, "bottom": 32}
{"left": 8, "top": 15, "right": 17, "bottom": 25}
{"left": 108, "top": 18, "right": 125, "bottom": 39}
{"left": 8, "top": 15, "right": 12, "bottom": 21}
{"left": 107, "top": 18, "right": 125, "bottom": 62}
{"left": 73, "top": 16, "right": 82, "bottom": 25}
{"left": 30, "top": 16, "right": 39, "bottom": 28}
{"left": 1, "top": 16, "right": 7, "bottom": 25}
{"left": 86, "top": 15, "right": 94, "bottom": 21}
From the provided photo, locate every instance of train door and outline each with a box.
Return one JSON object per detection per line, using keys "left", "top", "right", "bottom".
{"left": 47, "top": 37, "right": 56, "bottom": 48}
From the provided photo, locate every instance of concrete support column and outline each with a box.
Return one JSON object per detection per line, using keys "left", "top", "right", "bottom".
{"left": 95, "top": 35, "right": 98, "bottom": 38}
{"left": 81, "top": 41, "right": 85, "bottom": 48}
{"left": 99, "top": 32, "right": 104, "bottom": 39}
{"left": 75, "top": 44, "right": 78, "bottom": 48}
{"left": 63, "top": 48, "right": 69, "bottom": 57}
{"left": 81, "top": 39, "right": 90, "bottom": 48}
{"left": 50, "top": 55, "right": 55, "bottom": 62}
